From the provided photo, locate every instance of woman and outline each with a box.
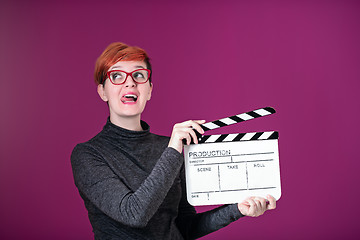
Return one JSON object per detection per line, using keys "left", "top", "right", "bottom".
{"left": 71, "top": 42, "right": 276, "bottom": 240}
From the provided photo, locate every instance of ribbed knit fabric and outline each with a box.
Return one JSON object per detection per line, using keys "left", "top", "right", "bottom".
{"left": 71, "top": 118, "right": 244, "bottom": 240}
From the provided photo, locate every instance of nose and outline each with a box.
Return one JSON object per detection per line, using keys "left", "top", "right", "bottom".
{"left": 124, "top": 74, "right": 136, "bottom": 87}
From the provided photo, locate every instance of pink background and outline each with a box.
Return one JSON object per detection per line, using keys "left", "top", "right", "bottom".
{"left": 1, "top": 0, "right": 359, "bottom": 239}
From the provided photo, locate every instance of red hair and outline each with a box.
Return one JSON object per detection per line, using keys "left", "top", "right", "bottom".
{"left": 94, "top": 42, "right": 152, "bottom": 85}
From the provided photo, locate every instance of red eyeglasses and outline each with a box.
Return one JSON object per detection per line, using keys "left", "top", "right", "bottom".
{"left": 106, "top": 69, "right": 151, "bottom": 85}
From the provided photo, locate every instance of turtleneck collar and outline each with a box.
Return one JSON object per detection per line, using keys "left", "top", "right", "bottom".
{"left": 102, "top": 117, "right": 150, "bottom": 139}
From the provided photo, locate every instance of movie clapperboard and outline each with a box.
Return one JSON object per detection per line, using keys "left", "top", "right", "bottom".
{"left": 183, "top": 107, "right": 281, "bottom": 206}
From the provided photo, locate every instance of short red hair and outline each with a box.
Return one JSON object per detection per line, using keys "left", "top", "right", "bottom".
{"left": 94, "top": 42, "right": 152, "bottom": 85}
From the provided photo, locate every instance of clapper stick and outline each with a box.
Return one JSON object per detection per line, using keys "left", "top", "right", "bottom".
{"left": 190, "top": 107, "right": 276, "bottom": 143}
{"left": 201, "top": 107, "right": 275, "bottom": 131}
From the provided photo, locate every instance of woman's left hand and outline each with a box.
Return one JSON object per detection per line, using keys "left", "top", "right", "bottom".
{"left": 237, "top": 195, "right": 276, "bottom": 217}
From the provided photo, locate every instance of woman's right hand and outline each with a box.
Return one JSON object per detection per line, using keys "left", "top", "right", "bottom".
{"left": 168, "top": 120, "right": 206, "bottom": 153}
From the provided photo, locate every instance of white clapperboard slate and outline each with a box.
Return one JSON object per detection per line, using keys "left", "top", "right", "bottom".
{"left": 183, "top": 107, "right": 281, "bottom": 206}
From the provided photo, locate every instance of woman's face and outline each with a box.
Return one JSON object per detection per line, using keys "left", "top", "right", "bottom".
{"left": 97, "top": 60, "right": 153, "bottom": 121}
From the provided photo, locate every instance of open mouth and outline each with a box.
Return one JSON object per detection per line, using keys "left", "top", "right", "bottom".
{"left": 121, "top": 94, "right": 138, "bottom": 103}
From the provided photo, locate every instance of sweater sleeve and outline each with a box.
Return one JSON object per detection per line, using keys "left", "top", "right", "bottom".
{"left": 176, "top": 166, "right": 245, "bottom": 239}
{"left": 71, "top": 144, "right": 183, "bottom": 228}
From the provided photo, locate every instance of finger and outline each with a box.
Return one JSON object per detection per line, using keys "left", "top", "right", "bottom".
{"left": 184, "top": 133, "right": 191, "bottom": 145}
{"left": 189, "top": 129, "right": 199, "bottom": 144}
{"left": 194, "top": 120, "right": 206, "bottom": 124}
{"left": 253, "top": 197, "right": 261, "bottom": 209}
{"left": 266, "top": 195, "right": 277, "bottom": 210}
{"left": 175, "top": 120, "right": 193, "bottom": 128}
{"left": 255, "top": 197, "right": 267, "bottom": 210}
{"left": 254, "top": 198, "right": 264, "bottom": 214}
{"left": 185, "top": 120, "right": 205, "bottom": 135}
{"left": 193, "top": 120, "right": 206, "bottom": 134}
{"left": 261, "top": 197, "right": 267, "bottom": 209}
{"left": 246, "top": 198, "right": 256, "bottom": 215}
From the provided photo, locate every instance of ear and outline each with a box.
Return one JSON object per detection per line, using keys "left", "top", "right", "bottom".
{"left": 97, "top": 84, "right": 108, "bottom": 102}
{"left": 147, "top": 83, "right": 153, "bottom": 101}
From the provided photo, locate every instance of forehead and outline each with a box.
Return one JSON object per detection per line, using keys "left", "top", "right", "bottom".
{"left": 109, "top": 60, "right": 146, "bottom": 71}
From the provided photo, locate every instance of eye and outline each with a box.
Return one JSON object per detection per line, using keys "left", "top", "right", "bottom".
{"left": 133, "top": 71, "right": 145, "bottom": 79}
{"left": 110, "top": 71, "right": 126, "bottom": 82}
{"left": 133, "top": 70, "right": 149, "bottom": 83}
{"left": 112, "top": 72, "right": 124, "bottom": 79}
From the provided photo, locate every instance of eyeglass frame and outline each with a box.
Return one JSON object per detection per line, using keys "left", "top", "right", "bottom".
{"left": 105, "top": 69, "right": 151, "bottom": 85}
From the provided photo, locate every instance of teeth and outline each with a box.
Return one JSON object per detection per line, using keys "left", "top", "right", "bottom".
{"left": 124, "top": 94, "right": 138, "bottom": 99}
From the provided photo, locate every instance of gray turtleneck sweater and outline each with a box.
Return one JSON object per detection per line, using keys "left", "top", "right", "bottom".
{"left": 71, "top": 118, "right": 243, "bottom": 240}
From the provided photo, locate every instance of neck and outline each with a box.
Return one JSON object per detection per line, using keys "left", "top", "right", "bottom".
{"left": 109, "top": 114, "right": 143, "bottom": 131}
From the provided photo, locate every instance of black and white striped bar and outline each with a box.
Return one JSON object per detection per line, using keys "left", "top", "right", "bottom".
{"left": 199, "top": 131, "right": 278, "bottom": 143}
{"left": 200, "top": 107, "right": 276, "bottom": 132}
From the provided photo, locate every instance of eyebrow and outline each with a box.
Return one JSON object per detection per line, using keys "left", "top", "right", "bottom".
{"left": 110, "top": 65, "right": 146, "bottom": 70}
